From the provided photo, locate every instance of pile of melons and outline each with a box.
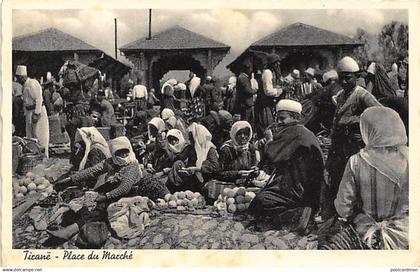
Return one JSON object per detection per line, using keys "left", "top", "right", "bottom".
{"left": 14, "top": 172, "right": 54, "bottom": 200}
{"left": 214, "top": 187, "right": 256, "bottom": 214}
{"left": 156, "top": 190, "right": 206, "bottom": 211}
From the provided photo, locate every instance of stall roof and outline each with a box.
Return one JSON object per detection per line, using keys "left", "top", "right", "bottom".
{"left": 120, "top": 25, "right": 230, "bottom": 51}
{"left": 13, "top": 28, "right": 101, "bottom": 52}
{"left": 252, "top": 22, "right": 362, "bottom": 47}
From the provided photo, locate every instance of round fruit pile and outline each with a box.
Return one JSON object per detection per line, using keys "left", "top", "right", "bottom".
{"left": 214, "top": 187, "right": 256, "bottom": 214}
{"left": 14, "top": 172, "right": 54, "bottom": 201}
{"left": 156, "top": 191, "right": 206, "bottom": 211}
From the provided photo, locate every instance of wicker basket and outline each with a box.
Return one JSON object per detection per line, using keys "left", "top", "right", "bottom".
{"left": 17, "top": 153, "right": 44, "bottom": 176}
{"left": 12, "top": 142, "right": 22, "bottom": 174}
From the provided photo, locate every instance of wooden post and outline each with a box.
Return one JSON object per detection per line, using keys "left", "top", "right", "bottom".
{"left": 207, "top": 49, "right": 213, "bottom": 77}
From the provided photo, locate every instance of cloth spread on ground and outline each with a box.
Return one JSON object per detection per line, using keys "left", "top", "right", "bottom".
{"left": 107, "top": 196, "right": 153, "bottom": 239}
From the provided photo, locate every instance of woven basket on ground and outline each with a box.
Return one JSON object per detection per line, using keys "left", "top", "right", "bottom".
{"left": 17, "top": 153, "right": 44, "bottom": 176}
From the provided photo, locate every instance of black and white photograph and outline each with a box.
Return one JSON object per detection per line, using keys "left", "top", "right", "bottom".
{"left": 7, "top": 3, "right": 412, "bottom": 255}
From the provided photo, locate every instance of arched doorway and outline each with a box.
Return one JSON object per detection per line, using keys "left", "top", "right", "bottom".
{"left": 280, "top": 51, "right": 329, "bottom": 76}
{"left": 151, "top": 54, "right": 206, "bottom": 97}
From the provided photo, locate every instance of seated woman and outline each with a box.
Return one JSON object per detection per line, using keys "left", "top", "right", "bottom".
{"left": 203, "top": 121, "right": 257, "bottom": 200}
{"left": 328, "top": 107, "right": 408, "bottom": 249}
{"left": 217, "top": 121, "right": 257, "bottom": 182}
{"left": 161, "top": 108, "right": 189, "bottom": 141}
{"left": 165, "top": 123, "right": 219, "bottom": 193}
{"left": 72, "top": 127, "right": 111, "bottom": 172}
{"left": 50, "top": 136, "right": 140, "bottom": 242}
{"left": 145, "top": 117, "right": 169, "bottom": 172}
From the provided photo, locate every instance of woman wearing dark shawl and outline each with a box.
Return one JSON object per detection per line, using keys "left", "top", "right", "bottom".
{"left": 366, "top": 62, "right": 397, "bottom": 100}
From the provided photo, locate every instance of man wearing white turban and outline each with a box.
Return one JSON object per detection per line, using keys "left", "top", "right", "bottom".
{"left": 15, "top": 65, "right": 50, "bottom": 158}
{"left": 324, "top": 56, "right": 382, "bottom": 220}
{"left": 249, "top": 99, "right": 324, "bottom": 233}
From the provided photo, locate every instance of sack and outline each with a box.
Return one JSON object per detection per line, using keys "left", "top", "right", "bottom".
{"left": 107, "top": 196, "right": 153, "bottom": 239}
{"left": 76, "top": 221, "right": 108, "bottom": 249}
{"left": 60, "top": 61, "right": 100, "bottom": 87}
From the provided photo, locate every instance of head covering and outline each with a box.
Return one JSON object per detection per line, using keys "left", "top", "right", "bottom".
{"left": 167, "top": 116, "right": 177, "bottom": 128}
{"left": 218, "top": 110, "right": 233, "bottom": 127}
{"left": 367, "top": 62, "right": 376, "bottom": 75}
{"left": 44, "top": 72, "right": 53, "bottom": 84}
{"left": 360, "top": 106, "right": 408, "bottom": 187}
{"left": 15, "top": 65, "right": 27, "bottom": 76}
{"left": 323, "top": 70, "right": 339, "bottom": 83}
{"left": 337, "top": 56, "right": 360, "bottom": 73}
{"left": 371, "top": 63, "right": 397, "bottom": 99}
{"left": 175, "top": 83, "right": 187, "bottom": 91}
{"left": 189, "top": 75, "right": 201, "bottom": 97}
{"left": 305, "top": 67, "right": 315, "bottom": 77}
{"left": 266, "top": 53, "right": 281, "bottom": 65}
{"left": 75, "top": 127, "right": 111, "bottom": 170}
{"left": 228, "top": 76, "right": 237, "bottom": 91}
{"left": 148, "top": 117, "right": 165, "bottom": 141}
{"left": 188, "top": 122, "right": 216, "bottom": 169}
{"left": 391, "top": 63, "right": 398, "bottom": 73}
{"left": 109, "top": 136, "right": 138, "bottom": 166}
{"left": 292, "top": 69, "right": 300, "bottom": 79}
{"left": 161, "top": 108, "right": 175, "bottom": 121}
{"left": 160, "top": 79, "right": 177, "bottom": 94}
{"left": 229, "top": 121, "right": 253, "bottom": 151}
{"left": 276, "top": 99, "right": 302, "bottom": 114}
{"left": 167, "top": 129, "right": 187, "bottom": 154}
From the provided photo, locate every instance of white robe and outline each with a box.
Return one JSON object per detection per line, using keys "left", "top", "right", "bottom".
{"left": 23, "top": 78, "right": 50, "bottom": 157}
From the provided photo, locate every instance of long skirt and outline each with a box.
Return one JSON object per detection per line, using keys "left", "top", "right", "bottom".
{"left": 255, "top": 105, "right": 275, "bottom": 138}
{"left": 25, "top": 106, "right": 49, "bottom": 158}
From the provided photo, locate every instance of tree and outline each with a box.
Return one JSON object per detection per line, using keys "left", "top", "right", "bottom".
{"left": 378, "top": 21, "right": 408, "bottom": 68}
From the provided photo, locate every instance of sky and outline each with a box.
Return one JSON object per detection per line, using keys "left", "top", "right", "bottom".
{"left": 12, "top": 9, "right": 408, "bottom": 80}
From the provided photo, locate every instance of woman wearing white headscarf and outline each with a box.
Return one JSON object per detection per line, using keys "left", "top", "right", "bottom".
{"left": 166, "top": 123, "right": 219, "bottom": 193}
{"left": 224, "top": 76, "right": 237, "bottom": 113}
{"left": 333, "top": 106, "right": 408, "bottom": 249}
{"left": 203, "top": 121, "right": 257, "bottom": 200}
{"left": 161, "top": 79, "right": 177, "bottom": 111}
{"left": 56, "top": 136, "right": 140, "bottom": 202}
{"left": 73, "top": 127, "right": 111, "bottom": 171}
{"left": 50, "top": 136, "right": 141, "bottom": 242}
{"left": 161, "top": 108, "right": 189, "bottom": 142}
{"left": 217, "top": 121, "right": 257, "bottom": 181}
{"left": 146, "top": 117, "right": 168, "bottom": 171}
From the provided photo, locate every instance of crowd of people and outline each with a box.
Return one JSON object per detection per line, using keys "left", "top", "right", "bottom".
{"left": 12, "top": 53, "right": 409, "bottom": 249}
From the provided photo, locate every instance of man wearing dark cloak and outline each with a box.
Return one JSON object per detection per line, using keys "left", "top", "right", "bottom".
{"left": 249, "top": 99, "right": 324, "bottom": 232}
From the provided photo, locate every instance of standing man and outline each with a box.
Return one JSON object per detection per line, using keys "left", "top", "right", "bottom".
{"left": 234, "top": 61, "right": 256, "bottom": 125}
{"left": 42, "top": 72, "right": 55, "bottom": 115}
{"left": 299, "top": 67, "right": 322, "bottom": 99}
{"left": 132, "top": 80, "right": 148, "bottom": 111}
{"left": 97, "top": 90, "right": 117, "bottom": 126}
{"left": 12, "top": 77, "right": 25, "bottom": 137}
{"left": 15, "top": 65, "right": 50, "bottom": 157}
{"left": 255, "top": 53, "right": 283, "bottom": 138}
{"left": 323, "top": 56, "right": 382, "bottom": 220}
{"left": 249, "top": 99, "right": 324, "bottom": 233}
{"left": 202, "top": 76, "right": 222, "bottom": 114}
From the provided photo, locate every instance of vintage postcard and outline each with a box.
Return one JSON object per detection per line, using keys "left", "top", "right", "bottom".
{"left": 1, "top": 0, "right": 420, "bottom": 268}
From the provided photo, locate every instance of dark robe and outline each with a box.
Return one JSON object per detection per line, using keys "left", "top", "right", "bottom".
{"left": 234, "top": 73, "right": 254, "bottom": 124}
{"left": 248, "top": 122, "right": 324, "bottom": 217}
{"left": 199, "top": 111, "right": 231, "bottom": 149}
